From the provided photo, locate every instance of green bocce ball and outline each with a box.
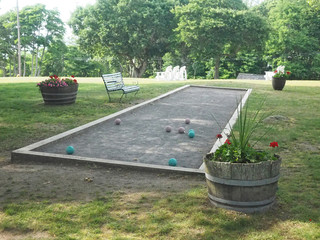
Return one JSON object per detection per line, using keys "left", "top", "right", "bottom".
{"left": 66, "top": 146, "right": 74, "bottom": 154}
{"left": 168, "top": 158, "right": 177, "bottom": 166}
{"left": 188, "top": 130, "right": 195, "bottom": 138}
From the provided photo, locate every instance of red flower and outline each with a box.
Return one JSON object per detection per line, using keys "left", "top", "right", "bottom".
{"left": 216, "top": 134, "right": 223, "bottom": 139}
{"left": 53, "top": 75, "right": 58, "bottom": 79}
{"left": 286, "top": 71, "right": 291, "bottom": 75}
{"left": 73, "top": 79, "right": 78, "bottom": 84}
{"left": 225, "top": 139, "right": 231, "bottom": 145}
{"left": 269, "top": 141, "right": 279, "bottom": 148}
{"left": 71, "top": 75, "right": 75, "bottom": 78}
{"left": 49, "top": 76, "right": 53, "bottom": 79}
{"left": 274, "top": 70, "right": 277, "bottom": 73}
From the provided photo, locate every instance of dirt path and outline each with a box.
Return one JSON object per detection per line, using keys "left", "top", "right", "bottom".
{"left": 0, "top": 160, "right": 205, "bottom": 206}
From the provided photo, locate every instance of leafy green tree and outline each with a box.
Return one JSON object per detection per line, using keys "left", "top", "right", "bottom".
{"left": 174, "top": 0, "right": 268, "bottom": 79}
{"left": 0, "top": 11, "right": 18, "bottom": 76}
{"left": 0, "top": 4, "right": 65, "bottom": 77}
{"left": 69, "top": 0, "right": 177, "bottom": 77}
{"left": 308, "top": 0, "right": 320, "bottom": 10}
{"left": 19, "top": 4, "right": 65, "bottom": 76}
{"left": 265, "top": 0, "right": 320, "bottom": 79}
{"left": 41, "top": 40, "right": 67, "bottom": 76}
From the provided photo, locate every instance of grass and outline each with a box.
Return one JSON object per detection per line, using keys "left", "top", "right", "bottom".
{"left": 0, "top": 78, "right": 319, "bottom": 239}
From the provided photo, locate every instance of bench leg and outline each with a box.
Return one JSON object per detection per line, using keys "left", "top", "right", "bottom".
{"left": 107, "top": 92, "right": 112, "bottom": 102}
{"left": 119, "top": 93, "right": 125, "bottom": 102}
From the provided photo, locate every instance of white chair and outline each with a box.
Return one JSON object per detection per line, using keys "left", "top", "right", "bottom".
{"left": 156, "top": 65, "right": 173, "bottom": 80}
{"left": 171, "top": 66, "right": 180, "bottom": 80}
{"left": 179, "top": 66, "right": 187, "bottom": 80}
{"left": 264, "top": 71, "right": 274, "bottom": 81}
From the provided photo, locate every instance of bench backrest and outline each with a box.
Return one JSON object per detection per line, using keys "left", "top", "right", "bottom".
{"left": 102, "top": 72, "right": 124, "bottom": 91}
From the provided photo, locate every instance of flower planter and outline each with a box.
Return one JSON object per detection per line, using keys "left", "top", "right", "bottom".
{"left": 272, "top": 77, "right": 286, "bottom": 90}
{"left": 204, "top": 153, "right": 281, "bottom": 213}
{"left": 40, "top": 84, "right": 78, "bottom": 105}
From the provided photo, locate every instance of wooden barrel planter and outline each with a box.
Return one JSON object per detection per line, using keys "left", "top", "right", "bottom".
{"left": 272, "top": 77, "right": 286, "bottom": 90}
{"left": 204, "top": 153, "right": 281, "bottom": 213}
{"left": 40, "top": 84, "right": 79, "bottom": 105}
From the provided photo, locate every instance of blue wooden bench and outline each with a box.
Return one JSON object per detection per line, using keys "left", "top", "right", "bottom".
{"left": 101, "top": 72, "right": 140, "bottom": 102}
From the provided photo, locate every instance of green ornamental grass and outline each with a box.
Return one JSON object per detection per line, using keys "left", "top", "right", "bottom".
{"left": 211, "top": 98, "right": 279, "bottom": 163}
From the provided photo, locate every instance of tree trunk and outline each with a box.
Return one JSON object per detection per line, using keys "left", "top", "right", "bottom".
{"left": 131, "top": 61, "right": 148, "bottom": 78}
{"left": 37, "top": 46, "right": 46, "bottom": 76}
{"left": 1, "top": 66, "right": 6, "bottom": 77}
{"left": 31, "top": 54, "right": 35, "bottom": 76}
{"left": 13, "top": 56, "right": 17, "bottom": 76}
{"left": 9, "top": 59, "right": 12, "bottom": 77}
{"left": 23, "top": 49, "right": 26, "bottom": 77}
{"left": 34, "top": 46, "right": 39, "bottom": 76}
{"left": 214, "top": 56, "right": 220, "bottom": 79}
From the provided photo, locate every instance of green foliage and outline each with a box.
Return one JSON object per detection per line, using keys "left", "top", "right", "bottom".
{"left": 213, "top": 143, "right": 273, "bottom": 163}
{"left": 70, "top": 0, "right": 177, "bottom": 77}
{"left": 265, "top": 0, "right": 320, "bottom": 79}
{"left": 211, "top": 97, "right": 277, "bottom": 163}
{"left": 174, "top": 0, "right": 268, "bottom": 79}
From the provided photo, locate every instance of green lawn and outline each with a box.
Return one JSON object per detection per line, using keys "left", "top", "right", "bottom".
{"left": 0, "top": 79, "right": 319, "bottom": 239}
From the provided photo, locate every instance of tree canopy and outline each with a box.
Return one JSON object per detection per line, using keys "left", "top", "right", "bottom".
{"left": 69, "top": 0, "right": 177, "bottom": 77}
{"left": 174, "top": 0, "right": 268, "bottom": 78}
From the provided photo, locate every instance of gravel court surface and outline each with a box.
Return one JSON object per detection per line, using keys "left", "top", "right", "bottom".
{"left": 34, "top": 86, "right": 247, "bottom": 169}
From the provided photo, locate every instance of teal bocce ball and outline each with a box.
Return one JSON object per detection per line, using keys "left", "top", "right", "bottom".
{"left": 66, "top": 146, "right": 74, "bottom": 155}
{"left": 168, "top": 158, "right": 177, "bottom": 166}
{"left": 188, "top": 130, "right": 195, "bottom": 138}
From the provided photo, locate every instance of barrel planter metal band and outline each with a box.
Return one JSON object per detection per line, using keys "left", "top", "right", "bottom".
{"left": 205, "top": 173, "right": 280, "bottom": 187}
{"left": 204, "top": 153, "right": 281, "bottom": 213}
{"left": 40, "top": 85, "right": 78, "bottom": 105}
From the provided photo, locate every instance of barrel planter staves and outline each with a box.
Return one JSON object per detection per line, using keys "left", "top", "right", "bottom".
{"left": 40, "top": 84, "right": 78, "bottom": 105}
{"left": 272, "top": 77, "right": 286, "bottom": 90}
{"left": 204, "top": 153, "right": 281, "bottom": 213}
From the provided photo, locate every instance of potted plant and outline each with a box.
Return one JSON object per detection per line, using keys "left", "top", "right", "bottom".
{"left": 37, "top": 75, "right": 79, "bottom": 105}
{"left": 204, "top": 99, "right": 281, "bottom": 213}
{"left": 272, "top": 66, "right": 291, "bottom": 90}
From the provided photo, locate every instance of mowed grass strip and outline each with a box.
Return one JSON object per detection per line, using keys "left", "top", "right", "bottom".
{"left": 0, "top": 79, "right": 319, "bottom": 239}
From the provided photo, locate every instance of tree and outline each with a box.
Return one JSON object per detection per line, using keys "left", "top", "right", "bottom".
{"left": 69, "top": 0, "right": 177, "bottom": 77}
{"left": 0, "top": 11, "right": 18, "bottom": 76}
{"left": 174, "top": 0, "right": 268, "bottom": 79}
{"left": 308, "top": 0, "right": 320, "bottom": 10}
{"left": 19, "top": 4, "right": 65, "bottom": 76}
{"left": 265, "top": 0, "right": 320, "bottom": 79}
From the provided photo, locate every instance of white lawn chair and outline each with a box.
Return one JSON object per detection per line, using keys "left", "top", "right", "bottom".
{"left": 264, "top": 71, "right": 274, "bottom": 80}
{"left": 156, "top": 65, "right": 173, "bottom": 80}
{"left": 171, "top": 66, "right": 180, "bottom": 80}
{"left": 179, "top": 66, "right": 187, "bottom": 80}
